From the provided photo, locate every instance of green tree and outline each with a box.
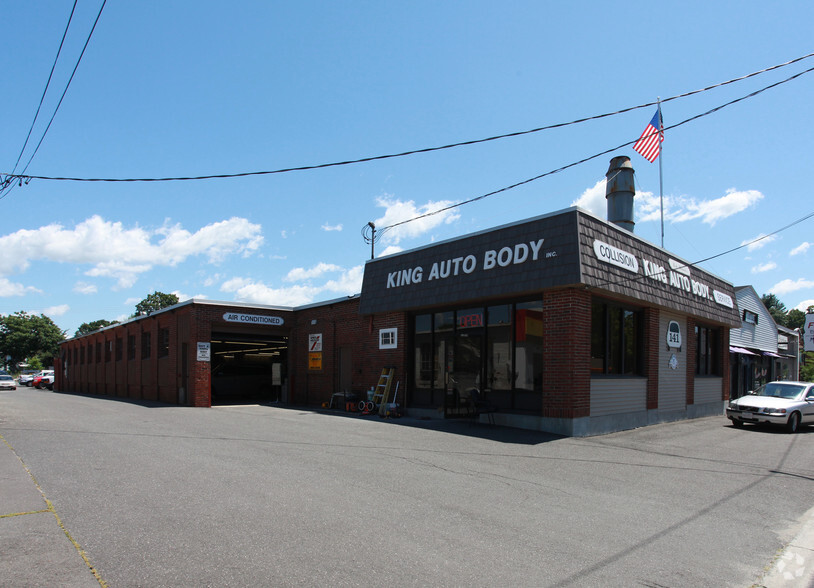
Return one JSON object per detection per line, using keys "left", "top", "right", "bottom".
{"left": 75, "top": 319, "right": 118, "bottom": 338}
{"left": 761, "top": 293, "right": 788, "bottom": 326}
{"left": 786, "top": 309, "right": 805, "bottom": 330}
{"left": 134, "top": 291, "right": 179, "bottom": 317}
{"left": 800, "top": 352, "right": 814, "bottom": 382}
{"left": 0, "top": 312, "right": 66, "bottom": 369}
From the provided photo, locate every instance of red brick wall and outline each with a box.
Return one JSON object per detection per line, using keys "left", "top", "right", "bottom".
{"left": 290, "top": 298, "right": 408, "bottom": 407}
{"left": 542, "top": 288, "right": 591, "bottom": 419}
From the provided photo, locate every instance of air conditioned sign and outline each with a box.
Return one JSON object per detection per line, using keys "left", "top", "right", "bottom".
{"left": 223, "top": 312, "right": 284, "bottom": 326}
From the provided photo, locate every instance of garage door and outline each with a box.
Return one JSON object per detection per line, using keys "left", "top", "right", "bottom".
{"left": 210, "top": 332, "right": 288, "bottom": 405}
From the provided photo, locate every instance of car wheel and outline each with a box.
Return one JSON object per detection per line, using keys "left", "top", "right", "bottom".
{"left": 785, "top": 412, "right": 801, "bottom": 434}
{"left": 732, "top": 418, "right": 744, "bottom": 428}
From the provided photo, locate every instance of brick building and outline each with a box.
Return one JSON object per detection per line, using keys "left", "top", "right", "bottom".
{"left": 57, "top": 159, "right": 742, "bottom": 436}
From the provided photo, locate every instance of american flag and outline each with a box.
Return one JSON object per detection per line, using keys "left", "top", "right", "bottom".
{"left": 633, "top": 110, "right": 663, "bottom": 162}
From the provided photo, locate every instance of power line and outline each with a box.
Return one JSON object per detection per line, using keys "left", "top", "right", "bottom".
{"left": 8, "top": 1, "right": 78, "bottom": 177}
{"left": 3, "top": 51, "right": 813, "bottom": 187}
{"left": 591, "top": 210, "right": 814, "bottom": 293}
{"left": 379, "top": 65, "right": 814, "bottom": 232}
{"left": 0, "top": 0, "right": 107, "bottom": 199}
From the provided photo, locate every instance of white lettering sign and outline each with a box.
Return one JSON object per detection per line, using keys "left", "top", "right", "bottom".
{"left": 197, "top": 342, "right": 211, "bottom": 362}
{"left": 223, "top": 313, "right": 284, "bottom": 326}
{"left": 713, "top": 290, "right": 734, "bottom": 309}
{"left": 593, "top": 240, "right": 639, "bottom": 273}
{"left": 386, "top": 238, "right": 545, "bottom": 289}
{"left": 804, "top": 313, "right": 814, "bottom": 352}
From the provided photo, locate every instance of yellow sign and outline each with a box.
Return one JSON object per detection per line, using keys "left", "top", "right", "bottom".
{"left": 308, "top": 352, "right": 322, "bottom": 371}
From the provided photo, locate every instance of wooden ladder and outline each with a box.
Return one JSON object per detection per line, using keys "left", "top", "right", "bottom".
{"left": 372, "top": 367, "right": 395, "bottom": 407}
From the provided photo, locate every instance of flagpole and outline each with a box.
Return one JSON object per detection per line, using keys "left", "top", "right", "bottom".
{"left": 657, "top": 98, "right": 664, "bottom": 248}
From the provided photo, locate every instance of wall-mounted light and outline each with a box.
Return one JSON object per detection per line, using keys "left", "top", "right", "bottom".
{"left": 311, "top": 319, "right": 317, "bottom": 325}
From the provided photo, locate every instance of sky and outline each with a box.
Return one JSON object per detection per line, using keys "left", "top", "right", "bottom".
{"left": 2, "top": 1, "right": 813, "bottom": 337}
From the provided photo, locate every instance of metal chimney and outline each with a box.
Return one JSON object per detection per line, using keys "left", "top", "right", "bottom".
{"left": 605, "top": 156, "right": 635, "bottom": 232}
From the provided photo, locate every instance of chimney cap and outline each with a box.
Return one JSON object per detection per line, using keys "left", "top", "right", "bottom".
{"left": 606, "top": 155, "right": 633, "bottom": 175}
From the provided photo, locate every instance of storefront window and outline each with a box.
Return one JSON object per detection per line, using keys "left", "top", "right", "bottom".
{"left": 413, "top": 314, "right": 433, "bottom": 405}
{"left": 515, "top": 301, "right": 543, "bottom": 392}
{"left": 486, "top": 305, "right": 512, "bottom": 392}
{"left": 695, "top": 325, "right": 720, "bottom": 376}
{"left": 409, "top": 301, "right": 543, "bottom": 414}
{"left": 591, "top": 299, "right": 642, "bottom": 376}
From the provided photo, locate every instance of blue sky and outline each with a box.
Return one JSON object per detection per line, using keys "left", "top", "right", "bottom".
{"left": 2, "top": 1, "right": 813, "bottom": 336}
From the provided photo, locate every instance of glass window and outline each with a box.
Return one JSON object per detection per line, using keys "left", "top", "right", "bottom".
{"left": 115, "top": 337, "right": 123, "bottom": 361}
{"left": 515, "top": 301, "right": 543, "bottom": 392}
{"left": 142, "top": 332, "right": 151, "bottom": 360}
{"left": 486, "top": 305, "right": 512, "bottom": 391}
{"left": 127, "top": 335, "right": 136, "bottom": 360}
{"left": 158, "top": 328, "right": 170, "bottom": 358}
{"left": 695, "top": 325, "right": 719, "bottom": 376}
{"left": 413, "top": 315, "right": 433, "bottom": 391}
{"left": 379, "top": 328, "right": 397, "bottom": 349}
{"left": 591, "top": 299, "right": 642, "bottom": 376}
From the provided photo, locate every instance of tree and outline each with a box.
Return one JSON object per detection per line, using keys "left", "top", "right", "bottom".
{"left": 786, "top": 309, "right": 805, "bottom": 330}
{"left": 75, "top": 319, "right": 119, "bottom": 338}
{"left": 0, "top": 312, "right": 66, "bottom": 369}
{"left": 134, "top": 291, "right": 179, "bottom": 316}
{"left": 761, "top": 293, "right": 788, "bottom": 326}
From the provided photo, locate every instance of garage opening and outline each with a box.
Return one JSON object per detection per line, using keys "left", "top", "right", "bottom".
{"left": 210, "top": 332, "right": 288, "bottom": 405}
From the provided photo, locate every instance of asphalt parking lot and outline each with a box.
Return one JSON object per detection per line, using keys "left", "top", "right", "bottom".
{"left": 1, "top": 388, "right": 813, "bottom": 587}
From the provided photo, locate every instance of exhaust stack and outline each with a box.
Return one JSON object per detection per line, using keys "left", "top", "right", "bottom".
{"left": 605, "top": 156, "right": 635, "bottom": 232}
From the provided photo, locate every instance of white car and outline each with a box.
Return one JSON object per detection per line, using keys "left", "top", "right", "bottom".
{"left": 726, "top": 381, "right": 814, "bottom": 433}
{"left": 0, "top": 374, "right": 16, "bottom": 391}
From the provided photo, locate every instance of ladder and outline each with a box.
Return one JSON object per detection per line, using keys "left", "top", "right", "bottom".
{"left": 372, "top": 367, "right": 395, "bottom": 407}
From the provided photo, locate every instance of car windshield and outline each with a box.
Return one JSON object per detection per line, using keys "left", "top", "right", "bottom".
{"left": 751, "top": 382, "right": 805, "bottom": 399}
{"left": 0, "top": 375, "right": 12, "bottom": 381}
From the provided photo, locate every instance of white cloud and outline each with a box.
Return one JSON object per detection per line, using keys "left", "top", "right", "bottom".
{"left": 741, "top": 233, "right": 778, "bottom": 252}
{"left": 0, "top": 215, "right": 263, "bottom": 289}
{"left": 321, "top": 223, "right": 343, "bottom": 232}
{"left": 769, "top": 278, "right": 814, "bottom": 296}
{"left": 751, "top": 262, "right": 777, "bottom": 274}
{"left": 790, "top": 242, "right": 811, "bottom": 256}
{"left": 795, "top": 299, "right": 814, "bottom": 312}
{"left": 373, "top": 194, "right": 460, "bottom": 245}
{"left": 571, "top": 182, "right": 761, "bottom": 227}
{"left": 571, "top": 179, "right": 607, "bottom": 217}
{"left": 666, "top": 188, "right": 763, "bottom": 226}
{"left": 0, "top": 277, "right": 41, "bottom": 297}
{"left": 73, "top": 281, "right": 98, "bottom": 295}
{"left": 284, "top": 263, "right": 342, "bottom": 282}
{"left": 31, "top": 304, "right": 69, "bottom": 317}
{"left": 377, "top": 245, "right": 403, "bottom": 258}
{"left": 220, "top": 265, "right": 364, "bottom": 307}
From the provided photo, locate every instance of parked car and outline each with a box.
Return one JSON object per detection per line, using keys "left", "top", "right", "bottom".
{"left": 18, "top": 370, "right": 37, "bottom": 386}
{"left": 726, "top": 381, "right": 814, "bottom": 433}
{"left": 0, "top": 374, "right": 17, "bottom": 390}
{"left": 33, "top": 370, "right": 54, "bottom": 390}
{"left": 41, "top": 372, "right": 55, "bottom": 390}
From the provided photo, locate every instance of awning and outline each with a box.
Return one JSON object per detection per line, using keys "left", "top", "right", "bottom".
{"left": 762, "top": 351, "right": 783, "bottom": 358}
{"left": 730, "top": 346, "right": 758, "bottom": 356}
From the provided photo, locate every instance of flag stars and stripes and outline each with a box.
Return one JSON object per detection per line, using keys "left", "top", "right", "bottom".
{"left": 633, "top": 110, "right": 663, "bottom": 162}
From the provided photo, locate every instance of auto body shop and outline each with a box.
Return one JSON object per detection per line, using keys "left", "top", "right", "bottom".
{"left": 57, "top": 157, "right": 741, "bottom": 436}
